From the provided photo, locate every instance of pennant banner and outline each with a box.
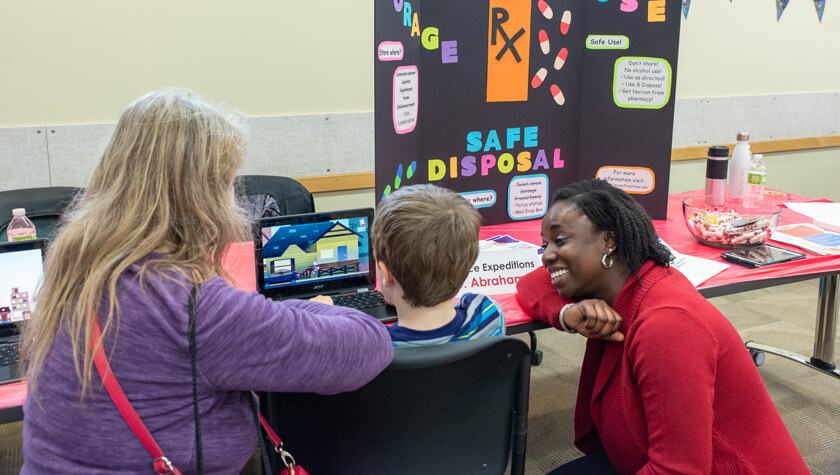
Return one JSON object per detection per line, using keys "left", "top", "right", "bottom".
{"left": 681, "top": 0, "right": 828, "bottom": 22}
{"left": 776, "top": 0, "right": 791, "bottom": 21}
{"left": 814, "top": 0, "right": 825, "bottom": 22}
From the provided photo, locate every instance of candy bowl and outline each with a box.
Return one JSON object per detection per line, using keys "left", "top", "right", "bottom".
{"left": 682, "top": 196, "right": 782, "bottom": 249}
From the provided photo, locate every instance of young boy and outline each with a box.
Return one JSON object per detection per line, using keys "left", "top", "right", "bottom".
{"left": 372, "top": 184, "right": 505, "bottom": 347}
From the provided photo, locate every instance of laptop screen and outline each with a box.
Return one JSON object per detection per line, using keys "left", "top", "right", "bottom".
{"left": 255, "top": 208, "right": 375, "bottom": 300}
{"left": 0, "top": 239, "right": 47, "bottom": 339}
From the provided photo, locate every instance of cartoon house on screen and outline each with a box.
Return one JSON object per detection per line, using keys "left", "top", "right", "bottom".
{"left": 262, "top": 221, "right": 362, "bottom": 285}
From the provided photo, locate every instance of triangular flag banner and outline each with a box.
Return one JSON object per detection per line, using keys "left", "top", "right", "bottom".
{"left": 776, "top": 0, "right": 790, "bottom": 21}
{"left": 814, "top": 0, "right": 826, "bottom": 21}
{"left": 682, "top": 0, "right": 691, "bottom": 19}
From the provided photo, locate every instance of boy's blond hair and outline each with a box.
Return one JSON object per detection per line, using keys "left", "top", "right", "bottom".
{"left": 372, "top": 184, "right": 482, "bottom": 307}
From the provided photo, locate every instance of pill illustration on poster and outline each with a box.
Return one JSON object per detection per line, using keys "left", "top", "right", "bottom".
{"left": 538, "top": 30, "right": 550, "bottom": 54}
{"left": 538, "top": 0, "right": 553, "bottom": 19}
{"left": 530, "top": 3, "right": 570, "bottom": 106}
{"left": 550, "top": 85, "right": 565, "bottom": 105}
{"left": 531, "top": 68, "right": 547, "bottom": 88}
{"left": 554, "top": 48, "right": 568, "bottom": 70}
{"left": 560, "top": 10, "right": 572, "bottom": 34}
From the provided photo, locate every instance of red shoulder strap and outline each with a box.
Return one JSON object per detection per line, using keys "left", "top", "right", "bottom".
{"left": 91, "top": 318, "right": 182, "bottom": 475}
{"left": 259, "top": 413, "right": 283, "bottom": 448}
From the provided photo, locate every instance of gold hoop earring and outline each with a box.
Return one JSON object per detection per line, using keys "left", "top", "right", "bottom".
{"left": 601, "top": 249, "right": 614, "bottom": 269}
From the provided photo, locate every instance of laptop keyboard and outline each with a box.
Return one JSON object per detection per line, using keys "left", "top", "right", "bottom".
{"left": 333, "top": 291, "right": 387, "bottom": 310}
{"left": 0, "top": 343, "right": 19, "bottom": 366}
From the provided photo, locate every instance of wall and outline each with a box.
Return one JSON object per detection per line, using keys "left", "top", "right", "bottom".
{"left": 1, "top": 0, "right": 838, "bottom": 209}
{"left": 0, "top": 1, "right": 375, "bottom": 126}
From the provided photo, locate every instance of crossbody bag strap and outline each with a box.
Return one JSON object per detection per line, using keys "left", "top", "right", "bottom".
{"left": 250, "top": 396, "right": 306, "bottom": 475}
{"left": 91, "top": 318, "right": 181, "bottom": 475}
{"left": 186, "top": 285, "right": 302, "bottom": 474}
{"left": 188, "top": 285, "right": 204, "bottom": 475}
{"left": 249, "top": 394, "right": 274, "bottom": 473}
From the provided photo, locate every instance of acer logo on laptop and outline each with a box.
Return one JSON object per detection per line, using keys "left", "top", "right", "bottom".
{"left": 313, "top": 284, "right": 325, "bottom": 290}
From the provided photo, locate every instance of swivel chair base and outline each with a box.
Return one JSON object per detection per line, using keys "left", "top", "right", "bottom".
{"left": 745, "top": 341, "right": 840, "bottom": 380}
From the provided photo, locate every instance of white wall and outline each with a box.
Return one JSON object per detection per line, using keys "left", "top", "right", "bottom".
{"left": 0, "top": 1, "right": 375, "bottom": 126}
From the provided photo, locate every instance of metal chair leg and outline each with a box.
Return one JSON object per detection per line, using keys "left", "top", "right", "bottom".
{"left": 528, "top": 331, "right": 543, "bottom": 366}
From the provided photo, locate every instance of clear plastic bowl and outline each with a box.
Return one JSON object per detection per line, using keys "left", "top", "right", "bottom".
{"left": 682, "top": 196, "right": 782, "bottom": 249}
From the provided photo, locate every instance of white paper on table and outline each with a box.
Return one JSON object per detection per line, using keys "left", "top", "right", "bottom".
{"left": 784, "top": 202, "right": 840, "bottom": 221}
{"left": 770, "top": 223, "right": 840, "bottom": 256}
{"left": 659, "top": 240, "right": 729, "bottom": 287}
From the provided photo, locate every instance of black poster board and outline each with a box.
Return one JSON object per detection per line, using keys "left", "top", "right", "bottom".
{"left": 375, "top": 0, "right": 680, "bottom": 223}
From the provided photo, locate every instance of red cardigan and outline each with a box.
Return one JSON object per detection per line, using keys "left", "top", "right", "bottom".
{"left": 517, "top": 262, "right": 808, "bottom": 474}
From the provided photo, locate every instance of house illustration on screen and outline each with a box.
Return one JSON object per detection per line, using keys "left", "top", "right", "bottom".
{"left": 9, "top": 287, "right": 32, "bottom": 321}
{"left": 262, "top": 221, "right": 362, "bottom": 285}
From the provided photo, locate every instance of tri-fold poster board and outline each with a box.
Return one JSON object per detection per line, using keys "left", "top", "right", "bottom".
{"left": 375, "top": 0, "right": 681, "bottom": 224}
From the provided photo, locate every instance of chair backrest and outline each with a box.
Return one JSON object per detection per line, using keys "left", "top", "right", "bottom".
{"left": 0, "top": 186, "right": 82, "bottom": 242}
{"left": 235, "top": 175, "right": 314, "bottom": 220}
{"left": 259, "top": 336, "right": 532, "bottom": 475}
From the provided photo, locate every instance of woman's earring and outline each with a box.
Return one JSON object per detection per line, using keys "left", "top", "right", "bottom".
{"left": 601, "top": 248, "right": 614, "bottom": 269}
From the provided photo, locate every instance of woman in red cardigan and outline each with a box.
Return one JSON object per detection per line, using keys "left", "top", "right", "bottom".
{"left": 517, "top": 179, "right": 808, "bottom": 474}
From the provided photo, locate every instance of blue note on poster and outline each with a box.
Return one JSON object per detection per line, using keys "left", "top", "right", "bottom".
{"left": 803, "top": 233, "right": 840, "bottom": 247}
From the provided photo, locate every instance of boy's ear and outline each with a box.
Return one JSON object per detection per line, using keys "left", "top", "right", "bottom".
{"left": 377, "top": 260, "right": 394, "bottom": 286}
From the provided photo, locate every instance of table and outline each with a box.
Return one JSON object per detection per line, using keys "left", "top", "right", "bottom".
{"left": 484, "top": 190, "right": 840, "bottom": 379}
{"left": 0, "top": 242, "right": 259, "bottom": 424}
{"left": 4, "top": 190, "right": 839, "bottom": 421}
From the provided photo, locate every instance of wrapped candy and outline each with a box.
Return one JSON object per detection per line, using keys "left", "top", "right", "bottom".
{"left": 687, "top": 210, "right": 774, "bottom": 247}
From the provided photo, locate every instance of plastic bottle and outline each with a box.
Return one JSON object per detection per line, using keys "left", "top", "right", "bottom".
{"left": 747, "top": 153, "right": 767, "bottom": 203}
{"left": 728, "top": 131, "right": 752, "bottom": 200}
{"left": 7, "top": 208, "right": 37, "bottom": 242}
{"left": 704, "top": 145, "right": 729, "bottom": 207}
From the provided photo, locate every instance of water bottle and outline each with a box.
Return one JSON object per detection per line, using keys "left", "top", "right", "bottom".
{"left": 705, "top": 146, "right": 729, "bottom": 207}
{"left": 748, "top": 153, "right": 767, "bottom": 203}
{"left": 7, "top": 208, "right": 37, "bottom": 242}
{"left": 728, "top": 132, "right": 752, "bottom": 200}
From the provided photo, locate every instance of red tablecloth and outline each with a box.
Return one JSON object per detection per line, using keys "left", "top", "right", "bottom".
{"left": 0, "top": 382, "right": 25, "bottom": 411}
{"left": 481, "top": 189, "right": 838, "bottom": 327}
{"left": 0, "top": 241, "right": 261, "bottom": 414}
{"left": 4, "top": 190, "right": 837, "bottom": 411}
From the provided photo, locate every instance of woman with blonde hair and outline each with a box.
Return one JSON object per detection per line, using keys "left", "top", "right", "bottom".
{"left": 22, "top": 90, "right": 393, "bottom": 473}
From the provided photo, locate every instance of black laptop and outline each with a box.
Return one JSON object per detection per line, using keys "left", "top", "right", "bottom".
{"left": 254, "top": 208, "right": 397, "bottom": 322}
{"left": 0, "top": 239, "right": 47, "bottom": 385}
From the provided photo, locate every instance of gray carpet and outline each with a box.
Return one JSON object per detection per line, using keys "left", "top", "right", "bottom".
{"left": 1, "top": 279, "right": 838, "bottom": 474}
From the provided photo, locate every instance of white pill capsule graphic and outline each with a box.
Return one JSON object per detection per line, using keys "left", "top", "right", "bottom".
{"left": 538, "top": 0, "right": 554, "bottom": 19}
{"left": 550, "top": 84, "right": 565, "bottom": 105}
{"left": 560, "top": 10, "right": 571, "bottom": 34}
{"left": 538, "top": 30, "right": 550, "bottom": 55}
{"left": 554, "top": 47, "right": 568, "bottom": 70}
{"left": 531, "top": 68, "right": 548, "bottom": 89}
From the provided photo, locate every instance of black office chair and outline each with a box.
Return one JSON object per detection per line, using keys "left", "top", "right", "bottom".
{"left": 0, "top": 186, "right": 82, "bottom": 242}
{"left": 259, "top": 336, "right": 532, "bottom": 475}
{"left": 235, "top": 175, "right": 315, "bottom": 220}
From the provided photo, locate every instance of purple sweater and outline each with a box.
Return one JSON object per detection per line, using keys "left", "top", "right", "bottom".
{"left": 22, "top": 262, "right": 393, "bottom": 474}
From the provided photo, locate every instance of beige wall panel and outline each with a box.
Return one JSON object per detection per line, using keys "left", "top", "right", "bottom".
{"left": 45, "top": 124, "right": 114, "bottom": 187}
{"left": 241, "top": 113, "right": 373, "bottom": 178}
{"left": 0, "top": 127, "right": 50, "bottom": 191}
{"left": 673, "top": 93, "right": 840, "bottom": 148}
